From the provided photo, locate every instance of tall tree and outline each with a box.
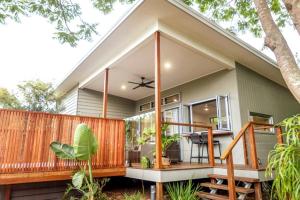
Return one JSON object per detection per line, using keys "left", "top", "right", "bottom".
{"left": 0, "top": 80, "right": 63, "bottom": 113}
{"left": 1, "top": 0, "right": 300, "bottom": 102}
{"left": 17, "top": 80, "right": 63, "bottom": 113}
{"left": 0, "top": 88, "right": 21, "bottom": 109}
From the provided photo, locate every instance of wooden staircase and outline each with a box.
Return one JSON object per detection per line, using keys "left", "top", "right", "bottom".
{"left": 197, "top": 174, "right": 259, "bottom": 200}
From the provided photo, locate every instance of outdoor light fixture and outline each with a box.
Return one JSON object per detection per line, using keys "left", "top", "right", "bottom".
{"left": 164, "top": 62, "right": 172, "bottom": 69}
{"left": 121, "top": 85, "right": 127, "bottom": 90}
{"left": 204, "top": 104, "right": 209, "bottom": 111}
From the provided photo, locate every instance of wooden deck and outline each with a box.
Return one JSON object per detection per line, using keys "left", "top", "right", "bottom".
{"left": 130, "top": 162, "right": 266, "bottom": 171}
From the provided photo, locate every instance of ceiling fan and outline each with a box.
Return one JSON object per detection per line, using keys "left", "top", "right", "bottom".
{"left": 128, "top": 77, "right": 155, "bottom": 90}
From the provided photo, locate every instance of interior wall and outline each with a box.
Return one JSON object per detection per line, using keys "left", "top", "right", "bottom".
{"left": 236, "top": 63, "right": 300, "bottom": 166}
{"left": 135, "top": 69, "right": 243, "bottom": 164}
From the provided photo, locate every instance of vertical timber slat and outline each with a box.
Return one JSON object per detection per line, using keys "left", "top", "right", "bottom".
{"left": 0, "top": 109, "right": 125, "bottom": 176}
{"left": 102, "top": 68, "right": 109, "bottom": 118}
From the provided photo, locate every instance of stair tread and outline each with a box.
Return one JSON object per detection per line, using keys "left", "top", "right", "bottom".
{"left": 200, "top": 182, "right": 255, "bottom": 194}
{"left": 197, "top": 192, "right": 229, "bottom": 200}
{"left": 208, "top": 174, "right": 259, "bottom": 183}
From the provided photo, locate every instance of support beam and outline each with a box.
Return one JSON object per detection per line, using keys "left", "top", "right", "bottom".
{"left": 248, "top": 124, "right": 259, "bottom": 169}
{"left": 276, "top": 127, "right": 284, "bottom": 144}
{"left": 102, "top": 68, "right": 109, "bottom": 118}
{"left": 254, "top": 182, "right": 263, "bottom": 200}
{"left": 154, "top": 31, "right": 163, "bottom": 169}
{"left": 4, "top": 185, "right": 11, "bottom": 200}
{"left": 207, "top": 127, "right": 215, "bottom": 167}
{"left": 226, "top": 153, "right": 236, "bottom": 200}
{"left": 156, "top": 182, "right": 163, "bottom": 200}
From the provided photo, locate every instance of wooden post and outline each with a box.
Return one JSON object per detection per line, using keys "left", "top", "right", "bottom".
{"left": 156, "top": 182, "right": 163, "bottom": 200}
{"left": 276, "top": 126, "right": 284, "bottom": 144}
{"left": 226, "top": 152, "right": 236, "bottom": 200}
{"left": 248, "top": 124, "right": 259, "bottom": 169}
{"left": 242, "top": 133, "right": 249, "bottom": 166}
{"left": 102, "top": 68, "right": 109, "bottom": 118}
{"left": 154, "top": 31, "right": 163, "bottom": 169}
{"left": 254, "top": 182, "right": 263, "bottom": 200}
{"left": 4, "top": 185, "right": 11, "bottom": 200}
{"left": 207, "top": 127, "right": 215, "bottom": 167}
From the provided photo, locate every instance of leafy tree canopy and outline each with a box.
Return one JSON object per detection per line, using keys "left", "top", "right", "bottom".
{"left": 0, "top": 80, "right": 63, "bottom": 113}
{"left": 0, "top": 0, "right": 291, "bottom": 46}
{"left": 0, "top": 87, "right": 21, "bottom": 109}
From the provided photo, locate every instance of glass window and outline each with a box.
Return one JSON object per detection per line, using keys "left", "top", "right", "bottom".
{"left": 190, "top": 96, "right": 231, "bottom": 131}
{"left": 249, "top": 112, "right": 273, "bottom": 132}
{"left": 165, "top": 94, "right": 180, "bottom": 105}
{"left": 217, "top": 95, "right": 231, "bottom": 130}
{"left": 140, "top": 103, "right": 151, "bottom": 112}
{"left": 163, "top": 108, "right": 179, "bottom": 136}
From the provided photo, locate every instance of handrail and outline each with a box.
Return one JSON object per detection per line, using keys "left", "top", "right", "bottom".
{"left": 161, "top": 121, "right": 215, "bottom": 167}
{"left": 219, "top": 121, "right": 283, "bottom": 200}
{"left": 220, "top": 122, "right": 251, "bottom": 160}
{"left": 162, "top": 121, "right": 213, "bottom": 129}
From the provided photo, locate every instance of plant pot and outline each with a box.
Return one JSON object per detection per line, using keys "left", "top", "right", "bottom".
{"left": 153, "top": 156, "right": 171, "bottom": 166}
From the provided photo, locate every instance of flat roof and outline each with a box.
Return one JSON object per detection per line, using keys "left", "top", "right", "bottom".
{"left": 56, "top": 0, "right": 284, "bottom": 95}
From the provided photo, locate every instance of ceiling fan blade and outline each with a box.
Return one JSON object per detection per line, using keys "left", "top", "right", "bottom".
{"left": 145, "top": 80, "right": 154, "bottom": 84}
{"left": 145, "top": 85, "right": 155, "bottom": 89}
{"left": 128, "top": 81, "right": 140, "bottom": 85}
{"left": 132, "top": 85, "right": 140, "bottom": 90}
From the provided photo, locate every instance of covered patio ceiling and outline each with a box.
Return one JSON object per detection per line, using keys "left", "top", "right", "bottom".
{"left": 80, "top": 34, "right": 227, "bottom": 101}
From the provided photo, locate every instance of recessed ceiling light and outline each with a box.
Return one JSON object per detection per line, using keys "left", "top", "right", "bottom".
{"left": 164, "top": 62, "right": 172, "bottom": 69}
{"left": 121, "top": 85, "right": 127, "bottom": 90}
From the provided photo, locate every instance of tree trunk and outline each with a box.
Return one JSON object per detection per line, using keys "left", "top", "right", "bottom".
{"left": 283, "top": 0, "right": 300, "bottom": 36}
{"left": 254, "top": 0, "right": 300, "bottom": 103}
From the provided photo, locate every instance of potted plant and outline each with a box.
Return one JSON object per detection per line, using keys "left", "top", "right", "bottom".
{"left": 138, "top": 124, "right": 180, "bottom": 166}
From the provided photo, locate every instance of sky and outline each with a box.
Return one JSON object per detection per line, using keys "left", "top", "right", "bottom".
{"left": 0, "top": 1, "right": 299, "bottom": 92}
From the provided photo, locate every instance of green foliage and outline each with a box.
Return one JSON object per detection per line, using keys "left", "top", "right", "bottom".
{"left": 266, "top": 114, "right": 300, "bottom": 200}
{"left": 50, "top": 142, "right": 75, "bottom": 159}
{"left": 50, "top": 123, "right": 107, "bottom": 200}
{"left": 0, "top": 0, "right": 98, "bottom": 46}
{"left": 123, "top": 191, "right": 145, "bottom": 200}
{"left": 73, "top": 124, "right": 98, "bottom": 161}
{"left": 0, "top": 88, "right": 21, "bottom": 109}
{"left": 0, "top": 80, "right": 62, "bottom": 113}
{"left": 17, "top": 80, "right": 63, "bottom": 113}
{"left": 140, "top": 156, "right": 150, "bottom": 169}
{"left": 166, "top": 180, "right": 200, "bottom": 200}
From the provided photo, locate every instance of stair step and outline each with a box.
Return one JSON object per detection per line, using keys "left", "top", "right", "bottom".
{"left": 208, "top": 174, "right": 259, "bottom": 183}
{"left": 200, "top": 182, "right": 255, "bottom": 194}
{"left": 197, "top": 192, "right": 229, "bottom": 200}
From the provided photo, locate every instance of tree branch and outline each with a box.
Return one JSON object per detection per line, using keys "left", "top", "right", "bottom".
{"left": 254, "top": 0, "right": 300, "bottom": 102}
{"left": 283, "top": 0, "right": 300, "bottom": 36}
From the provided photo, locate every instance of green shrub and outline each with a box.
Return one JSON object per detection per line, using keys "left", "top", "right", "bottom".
{"left": 266, "top": 114, "right": 300, "bottom": 200}
{"left": 166, "top": 180, "right": 199, "bottom": 200}
{"left": 123, "top": 191, "right": 145, "bottom": 200}
{"left": 140, "top": 156, "right": 150, "bottom": 169}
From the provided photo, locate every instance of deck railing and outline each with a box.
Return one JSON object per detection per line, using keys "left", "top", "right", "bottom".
{"left": 220, "top": 122, "right": 283, "bottom": 200}
{"left": 0, "top": 109, "right": 125, "bottom": 175}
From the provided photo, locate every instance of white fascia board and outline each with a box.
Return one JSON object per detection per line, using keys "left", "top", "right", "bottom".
{"left": 78, "top": 22, "right": 159, "bottom": 89}
{"left": 157, "top": 21, "right": 235, "bottom": 69}
{"left": 168, "top": 0, "right": 278, "bottom": 68}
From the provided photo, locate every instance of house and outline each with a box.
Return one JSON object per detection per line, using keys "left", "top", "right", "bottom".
{"left": 0, "top": 0, "right": 299, "bottom": 199}
{"left": 54, "top": 0, "right": 300, "bottom": 199}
